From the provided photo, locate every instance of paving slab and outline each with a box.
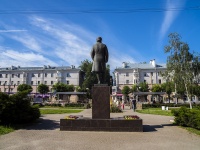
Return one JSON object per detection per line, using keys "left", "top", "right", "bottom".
{"left": 0, "top": 106, "right": 200, "bottom": 150}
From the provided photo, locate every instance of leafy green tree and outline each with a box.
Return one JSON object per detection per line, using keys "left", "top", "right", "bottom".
{"left": 79, "top": 59, "right": 111, "bottom": 90}
{"left": 131, "top": 84, "right": 137, "bottom": 92}
{"left": 52, "top": 83, "right": 66, "bottom": 92}
{"left": 122, "top": 86, "right": 131, "bottom": 101}
{"left": 152, "top": 84, "right": 162, "bottom": 92}
{"left": 161, "top": 82, "right": 174, "bottom": 103}
{"left": 37, "top": 84, "right": 49, "bottom": 95}
{"left": 138, "top": 82, "right": 149, "bottom": 92}
{"left": 17, "top": 84, "right": 32, "bottom": 93}
{"left": 164, "top": 32, "right": 200, "bottom": 109}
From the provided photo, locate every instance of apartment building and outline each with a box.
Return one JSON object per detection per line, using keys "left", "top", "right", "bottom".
{"left": 112, "top": 59, "right": 166, "bottom": 101}
{"left": 0, "top": 65, "right": 82, "bottom": 94}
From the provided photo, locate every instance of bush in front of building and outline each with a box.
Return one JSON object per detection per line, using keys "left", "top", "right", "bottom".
{"left": 110, "top": 104, "right": 122, "bottom": 113}
{"left": 65, "top": 103, "right": 85, "bottom": 108}
{"left": 0, "top": 91, "right": 40, "bottom": 125}
{"left": 172, "top": 107, "right": 200, "bottom": 130}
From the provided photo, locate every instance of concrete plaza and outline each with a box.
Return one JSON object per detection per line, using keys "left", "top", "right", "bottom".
{"left": 0, "top": 106, "right": 200, "bottom": 150}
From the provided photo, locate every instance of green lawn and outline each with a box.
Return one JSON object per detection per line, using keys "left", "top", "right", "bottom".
{"left": 136, "top": 108, "right": 173, "bottom": 116}
{"left": 0, "top": 126, "right": 15, "bottom": 136}
{"left": 40, "top": 108, "right": 83, "bottom": 114}
{"left": 183, "top": 127, "right": 200, "bottom": 136}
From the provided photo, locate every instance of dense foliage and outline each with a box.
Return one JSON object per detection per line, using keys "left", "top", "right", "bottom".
{"left": 164, "top": 33, "right": 200, "bottom": 109}
{"left": 37, "top": 84, "right": 49, "bottom": 94}
{"left": 110, "top": 105, "right": 122, "bottom": 113}
{"left": 0, "top": 92, "right": 40, "bottom": 125}
{"left": 52, "top": 83, "right": 74, "bottom": 92}
{"left": 172, "top": 107, "right": 200, "bottom": 130}
{"left": 17, "top": 84, "right": 33, "bottom": 93}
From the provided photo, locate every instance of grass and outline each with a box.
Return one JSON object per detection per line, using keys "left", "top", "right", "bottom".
{"left": 182, "top": 127, "right": 200, "bottom": 136}
{"left": 136, "top": 108, "right": 173, "bottom": 116}
{"left": 40, "top": 108, "right": 83, "bottom": 114}
{"left": 43, "top": 106, "right": 85, "bottom": 109}
{"left": 0, "top": 125, "right": 15, "bottom": 136}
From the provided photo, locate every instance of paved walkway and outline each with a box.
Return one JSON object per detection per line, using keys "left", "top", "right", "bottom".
{"left": 0, "top": 106, "right": 200, "bottom": 150}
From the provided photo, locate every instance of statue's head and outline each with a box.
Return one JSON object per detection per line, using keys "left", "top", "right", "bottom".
{"left": 96, "top": 37, "right": 102, "bottom": 42}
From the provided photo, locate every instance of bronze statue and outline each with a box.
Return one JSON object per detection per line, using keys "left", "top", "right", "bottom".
{"left": 91, "top": 37, "right": 109, "bottom": 84}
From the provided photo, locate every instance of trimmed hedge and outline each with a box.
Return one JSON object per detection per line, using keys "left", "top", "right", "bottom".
{"left": 142, "top": 103, "right": 200, "bottom": 109}
{"left": 172, "top": 107, "right": 200, "bottom": 130}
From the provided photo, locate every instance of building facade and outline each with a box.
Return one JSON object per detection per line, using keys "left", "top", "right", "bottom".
{"left": 112, "top": 59, "right": 167, "bottom": 101}
{"left": 0, "top": 65, "right": 82, "bottom": 94}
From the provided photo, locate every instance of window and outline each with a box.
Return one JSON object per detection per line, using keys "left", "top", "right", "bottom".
{"left": 11, "top": 81, "right": 14, "bottom": 85}
{"left": 66, "top": 80, "right": 69, "bottom": 84}
{"left": 5, "top": 74, "right": 8, "bottom": 78}
{"left": 134, "top": 79, "right": 137, "bottom": 84}
{"left": 38, "top": 81, "right": 40, "bottom": 85}
{"left": 31, "top": 81, "right": 33, "bottom": 85}
{"left": 144, "top": 80, "right": 146, "bottom": 83}
{"left": 32, "top": 73, "right": 35, "bottom": 77}
{"left": 44, "top": 81, "right": 47, "bottom": 84}
{"left": 12, "top": 74, "right": 14, "bottom": 78}
{"left": 126, "top": 72, "right": 129, "bottom": 77}
{"left": 4, "top": 81, "right": 7, "bottom": 85}
{"left": 144, "top": 72, "right": 147, "bottom": 77}
{"left": 51, "top": 73, "right": 54, "bottom": 77}
{"left": 17, "top": 74, "right": 20, "bottom": 78}
{"left": 0, "top": 81, "right": 1, "bottom": 85}
{"left": 38, "top": 73, "right": 40, "bottom": 77}
{"left": 159, "top": 79, "right": 162, "bottom": 84}
{"left": 17, "top": 81, "right": 20, "bottom": 85}
{"left": 151, "top": 72, "right": 153, "bottom": 76}
{"left": 0, "top": 74, "right": 2, "bottom": 78}
{"left": 51, "top": 81, "right": 54, "bottom": 85}
{"left": 45, "top": 73, "right": 47, "bottom": 77}
{"left": 66, "top": 73, "right": 70, "bottom": 77}
{"left": 126, "top": 80, "right": 129, "bottom": 84}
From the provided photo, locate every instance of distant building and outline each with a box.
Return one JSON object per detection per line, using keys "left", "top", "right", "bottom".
{"left": 112, "top": 59, "right": 166, "bottom": 102}
{"left": 0, "top": 65, "right": 83, "bottom": 94}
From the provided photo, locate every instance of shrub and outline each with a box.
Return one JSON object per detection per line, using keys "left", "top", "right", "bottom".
{"left": 172, "top": 107, "right": 200, "bottom": 130}
{"left": 110, "top": 105, "right": 122, "bottom": 113}
{"left": 0, "top": 91, "right": 40, "bottom": 125}
{"left": 65, "top": 103, "right": 84, "bottom": 107}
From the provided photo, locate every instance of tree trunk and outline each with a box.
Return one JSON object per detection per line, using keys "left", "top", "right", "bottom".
{"left": 185, "top": 83, "right": 192, "bottom": 109}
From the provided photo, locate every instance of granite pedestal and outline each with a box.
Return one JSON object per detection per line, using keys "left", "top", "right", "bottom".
{"left": 60, "top": 85, "right": 143, "bottom": 132}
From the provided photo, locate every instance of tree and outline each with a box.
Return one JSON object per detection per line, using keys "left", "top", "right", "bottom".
{"left": 17, "top": 84, "right": 32, "bottom": 93}
{"left": 161, "top": 82, "right": 174, "bottom": 103}
{"left": 131, "top": 84, "right": 137, "bottom": 92}
{"left": 79, "top": 59, "right": 111, "bottom": 90}
{"left": 37, "top": 84, "right": 49, "bottom": 95}
{"left": 152, "top": 84, "right": 162, "bottom": 92}
{"left": 164, "top": 32, "right": 200, "bottom": 109}
{"left": 138, "top": 82, "right": 149, "bottom": 92}
{"left": 122, "top": 86, "right": 131, "bottom": 102}
{"left": 52, "top": 83, "right": 74, "bottom": 92}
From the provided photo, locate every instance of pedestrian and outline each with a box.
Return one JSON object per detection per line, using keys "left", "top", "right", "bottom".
{"left": 132, "top": 98, "right": 136, "bottom": 112}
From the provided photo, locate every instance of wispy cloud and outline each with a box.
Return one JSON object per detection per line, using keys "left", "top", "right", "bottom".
{"left": 0, "top": 49, "right": 57, "bottom": 67}
{"left": 0, "top": 30, "right": 27, "bottom": 33}
{"left": 159, "top": 0, "right": 186, "bottom": 40}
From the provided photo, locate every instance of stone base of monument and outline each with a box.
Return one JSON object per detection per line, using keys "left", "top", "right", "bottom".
{"left": 60, "top": 117, "right": 143, "bottom": 132}
{"left": 60, "top": 85, "right": 143, "bottom": 132}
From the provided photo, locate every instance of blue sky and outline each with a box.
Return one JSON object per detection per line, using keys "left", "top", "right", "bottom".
{"left": 0, "top": 0, "right": 200, "bottom": 72}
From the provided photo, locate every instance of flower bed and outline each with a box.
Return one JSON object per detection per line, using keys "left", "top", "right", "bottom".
{"left": 124, "top": 115, "right": 140, "bottom": 120}
{"left": 65, "top": 115, "right": 79, "bottom": 120}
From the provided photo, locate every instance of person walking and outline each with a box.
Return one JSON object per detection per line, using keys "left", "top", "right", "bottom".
{"left": 132, "top": 98, "right": 136, "bottom": 112}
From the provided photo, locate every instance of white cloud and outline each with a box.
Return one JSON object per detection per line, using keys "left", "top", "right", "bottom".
{"left": 159, "top": 0, "right": 186, "bottom": 40}
{"left": 0, "top": 30, "right": 27, "bottom": 33}
{"left": 1, "top": 49, "right": 57, "bottom": 67}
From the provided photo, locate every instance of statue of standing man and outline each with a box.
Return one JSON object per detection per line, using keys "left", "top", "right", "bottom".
{"left": 91, "top": 37, "right": 109, "bottom": 84}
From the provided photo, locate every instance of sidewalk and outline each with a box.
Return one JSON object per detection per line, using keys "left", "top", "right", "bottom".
{"left": 0, "top": 106, "right": 200, "bottom": 150}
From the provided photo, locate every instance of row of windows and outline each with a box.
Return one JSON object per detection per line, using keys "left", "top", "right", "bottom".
{"left": 124, "top": 72, "right": 161, "bottom": 77}
{"left": 124, "top": 79, "right": 162, "bottom": 84}
{"left": 0, "top": 73, "right": 71, "bottom": 78}
{"left": 0, "top": 80, "right": 70, "bottom": 86}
